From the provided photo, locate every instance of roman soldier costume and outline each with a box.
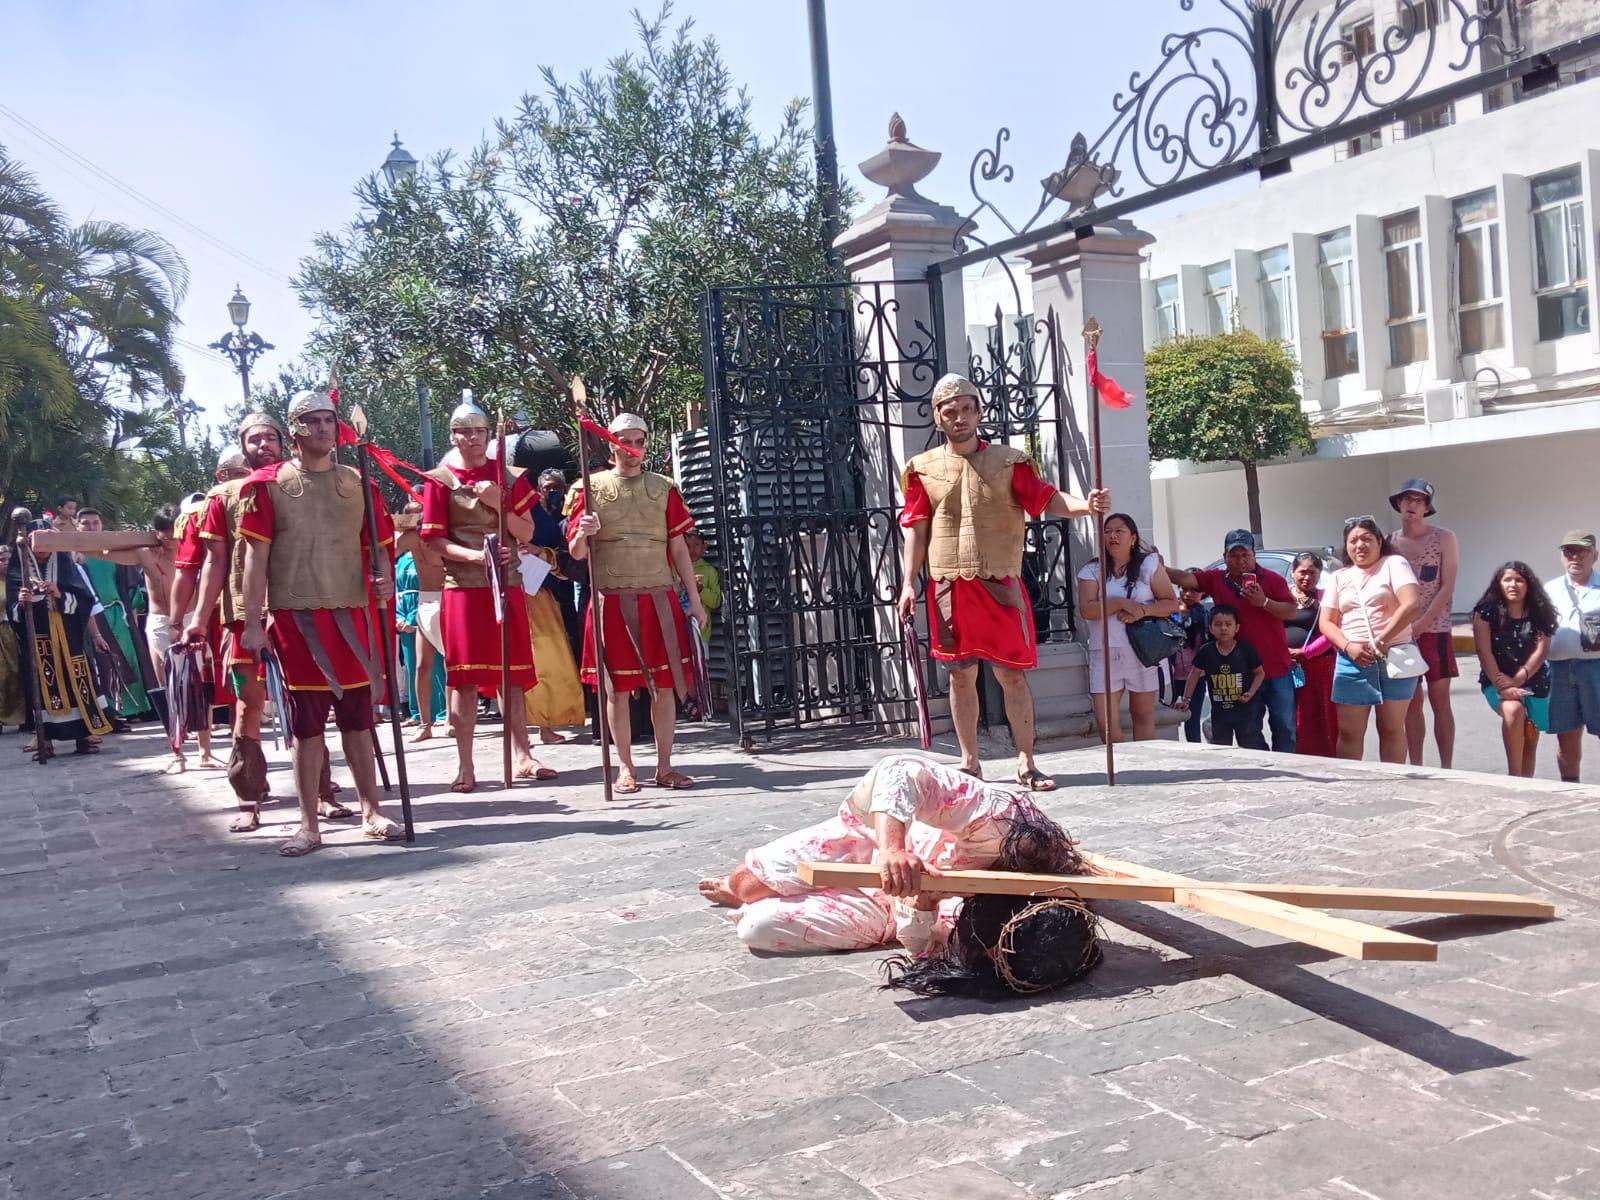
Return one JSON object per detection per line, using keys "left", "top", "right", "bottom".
{"left": 419, "top": 398, "right": 543, "bottom": 692}
{"left": 900, "top": 373, "right": 1058, "bottom": 669}
{"left": 238, "top": 392, "right": 392, "bottom": 720}
{"left": 566, "top": 414, "right": 696, "bottom": 696}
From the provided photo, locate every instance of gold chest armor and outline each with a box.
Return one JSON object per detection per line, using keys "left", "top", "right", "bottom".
{"left": 588, "top": 470, "right": 676, "bottom": 592}
{"left": 908, "top": 444, "right": 1030, "bottom": 581}
{"left": 424, "top": 465, "right": 525, "bottom": 589}
{"left": 262, "top": 463, "right": 368, "bottom": 611}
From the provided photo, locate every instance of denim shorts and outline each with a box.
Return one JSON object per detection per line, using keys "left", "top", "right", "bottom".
{"left": 1330, "top": 652, "right": 1419, "bottom": 707}
{"left": 1547, "top": 658, "right": 1600, "bottom": 735}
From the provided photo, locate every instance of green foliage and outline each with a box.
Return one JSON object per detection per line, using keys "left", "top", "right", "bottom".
{"left": 296, "top": 3, "right": 843, "bottom": 447}
{"left": 1145, "top": 330, "right": 1314, "bottom": 466}
{"left": 0, "top": 144, "right": 201, "bottom": 529}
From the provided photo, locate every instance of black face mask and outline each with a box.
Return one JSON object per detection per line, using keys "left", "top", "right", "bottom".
{"left": 543, "top": 487, "right": 565, "bottom": 510}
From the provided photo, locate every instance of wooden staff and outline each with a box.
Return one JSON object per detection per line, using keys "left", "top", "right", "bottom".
{"left": 352, "top": 427, "right": 415, "bottom": 842}
{"left": 572, "top": 377, "right": 614, "bottom": 804}
{"left": 1084, "top": 318, "right": 1115, "bottom": 786}
{"left": 10, "top": 508, "right": 53, "bottom": 765}
{"left": 496, "top": 410, "right": 513, "bottom": 790}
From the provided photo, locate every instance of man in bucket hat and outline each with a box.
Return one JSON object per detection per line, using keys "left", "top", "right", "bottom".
{"left": 1545, "top": 530, "right": 1600, "bottom": 782}
{"left": 1389, "top": 477, "right": 1459, "bottom": 769}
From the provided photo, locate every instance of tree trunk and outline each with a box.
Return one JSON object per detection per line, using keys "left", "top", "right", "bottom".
{"left": 1242, "top": 459, "right": 1263, "bottom": 538}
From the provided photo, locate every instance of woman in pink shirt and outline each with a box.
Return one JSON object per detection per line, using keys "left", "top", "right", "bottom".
{"left": 1319, "top": 517, "right": 1422, "bottom": 763}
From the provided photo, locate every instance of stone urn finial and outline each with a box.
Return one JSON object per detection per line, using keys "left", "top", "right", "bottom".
{"left": 860, "top": 113, "right": 939, "bottom": 201}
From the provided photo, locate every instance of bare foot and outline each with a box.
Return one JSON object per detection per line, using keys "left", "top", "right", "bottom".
{"left": 197, "top": 753, "right": 225, "bottom": 770}
{"left": 539, "top": 728, "right": 568, "bottom": 745}
{"left": 318, "top": 798, "right": 355, "bottom": 820}
{"left": 161, "top": 758, "right": 187, "bottom": 776}
{"left": 698, "top": 876, "right": 740, "bottom": 907}
{"left": 229, "top": 807, "right": 260, "bottom": 833}
{"left": 613, "top": 769, "right": 640, "bottom": 796}
{"left": 410, "top": 724, "right": 434, "bottom": 743}
{"left": 451, "top": 768, "right": 476, "bottom": 794}
{"left": 279, "top": 828, "right": 322, "bottom": 857}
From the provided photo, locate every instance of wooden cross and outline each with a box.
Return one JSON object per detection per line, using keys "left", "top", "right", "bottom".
{"left": 798, "top": 856, "right": 1555, "bottom": 962}
{"left": 29, "top": 530, "right": 159, "bottom": 553}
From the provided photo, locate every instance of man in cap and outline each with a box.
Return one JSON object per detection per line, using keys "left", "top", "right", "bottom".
{"left": 187, "top": 412, "right": 340, "bottom": 832}
{"left": 1388, "top": 478, "right": 1459, "bottom": 768}
{"left": 1545, "top": 530, "right": 1600, "bottom": 782}
{"left": 568, "top": 411, "right": 708, "bottom": 794}
{"left": 1170, "top": 529, "right": 1298, "bottom": 753}
{"left": 896, "top": 374, "right": 1109, "bottom": 790}
{"left": 421, "top": 396, "right": 554, "bottom": 792}
{"left": 238, "top": 389, "right": 402, "bottom": 855}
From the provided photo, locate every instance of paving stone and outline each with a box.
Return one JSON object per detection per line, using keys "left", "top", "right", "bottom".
{"left": 1255, "top": 1059, "right": 1502, "bottom": 1144}
{"left": 716, "top": 1155, "right": 879, "bottom": 1198}
{"left": 556, "top": 1148, "right": 719, "bottom": 1199}
{"left": 1339, "top": 1122, "right": 1600, "bottom": 1199}
{"left": 556, "top": 1046, "right": 773, "bottom": 1114}
{"left": 875, "top": 1161, "right": 1034, "bottom": 1200}
{"left": 1101, "top": 1057, "right": 1319, "bottom": 1139}
{"left": 951, "top": 1052, "right": 1154, "bottom": 1130}
{"left": 993, "top": 1110, "right": 1225, "bottom": 1193}
{"left": 669, "top": 1093, "right": 895, "bottom": 1174}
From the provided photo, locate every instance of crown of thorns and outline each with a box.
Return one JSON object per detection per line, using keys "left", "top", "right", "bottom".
{"left": 989, "top": 895, "right": 1102, "bottom": 994}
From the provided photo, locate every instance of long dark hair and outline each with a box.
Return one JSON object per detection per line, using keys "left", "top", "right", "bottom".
{"left": 879, "top": 800, "right": 1103, "bottom": 1000}
{"left": 1339, "top": 517, "right": 1395, "bottom": 567}
{"left": 1476, "top": 561, "right": 1558, "bottom": 635}
{"left": 1103, "top": 511, "right": 1149, "bottom": 585}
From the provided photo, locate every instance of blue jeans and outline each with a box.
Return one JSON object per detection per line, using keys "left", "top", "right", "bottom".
{"left": 1260, "top": 672, "right": 1297, "bottom": 753}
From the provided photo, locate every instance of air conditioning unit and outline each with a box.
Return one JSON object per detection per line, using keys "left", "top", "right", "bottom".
{"left": 1422, "top": 381, "right": 1481, "bottom": 423}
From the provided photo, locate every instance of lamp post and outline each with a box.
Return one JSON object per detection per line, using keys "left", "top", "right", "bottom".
{"left": 379, "top": 134, "right": 433, "bottom": 466}
{"left": 208, "top": 285, "right": 273, "bottom": 402}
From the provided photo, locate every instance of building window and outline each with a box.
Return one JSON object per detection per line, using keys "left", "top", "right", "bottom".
{"left": 1319, "top": 228, "right": 1359, "bottom": 378}
{"left": 1396, "top": 102, "right": 1454, "bottom": 141}
{"left": 1384, "top": 211, "right": 1428, "bottom": 366}
{"left": 1259, "top": 245, "right": 1294, "bottom": 345}
{"left": 1531, "top": 167, "right": 1590, "bottom": 341}
{"left": 1202, "top": 261, "right": 1234, "bottom": 334}
{"left": 1152, "top": 275, "right": 1181, "bottom": 342}
{"left": 1453, "top": 189, "right": 1504, "bottom": 354}
{"left": 1337, "top": 129, "right": 1382, "bottom": 161}
{"left": 1341, "top": 17, "right": 1376, "bottom": 64}
{"left": 1405, "top": 0, "right": 1444, "bottom": 32}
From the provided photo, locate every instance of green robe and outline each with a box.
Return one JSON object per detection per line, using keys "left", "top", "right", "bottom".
{"left": 81, "top": 556, "right": 150, "bottom": 718}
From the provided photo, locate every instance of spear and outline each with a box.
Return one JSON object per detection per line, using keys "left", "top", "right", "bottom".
{"left": 349, "top": 405, "right": 415, "bottom": 842}
{"left": 572, "top": 376, "right": 614, "bottom": 804}
{"left": 496, "top": 409, "right": 513, "bottom": 790}
{"left": 1084, "top": 318, "right": 1115, "bottom": 787}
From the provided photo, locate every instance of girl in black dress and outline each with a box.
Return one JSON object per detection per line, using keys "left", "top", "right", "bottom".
{"left": 1471, "top": 561, "right": 1558, "bottom": 777}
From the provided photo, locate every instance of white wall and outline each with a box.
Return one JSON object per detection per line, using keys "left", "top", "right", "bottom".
{"left": 1152, "top": 427, "right": 1600, "bottom": 613}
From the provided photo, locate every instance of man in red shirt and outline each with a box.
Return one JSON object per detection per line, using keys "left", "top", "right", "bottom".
{"left": 1170, "top": 530, "right": 1298, "bottom": 752}
{"left": 896, "top": 374, "right": 1109, "bottom": 790}
{"left": 238, "top": 390, "right": 401, "bottom": 857}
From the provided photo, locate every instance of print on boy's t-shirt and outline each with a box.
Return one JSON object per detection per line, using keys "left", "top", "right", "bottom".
{"left": 1193, "top": 641, "right": 1262, "bottom": 709}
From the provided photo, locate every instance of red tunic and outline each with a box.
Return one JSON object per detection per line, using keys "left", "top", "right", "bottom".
{"left": 566, "top": 483, "right": 696, "bottom": 694}
{"left": 900, "top": 453, "right": 1057, "bottom": 670}
{"left": 199, "top": 493, "right": 264, "bottom": 686}
{"left": 174, "top": 499, "right": 232, "bottom": 699}
{"left": 239, "top": 463, "right": 394, "bottom": 694}
{"left": 420, "top": 462, "right": 539, "bottom": 692}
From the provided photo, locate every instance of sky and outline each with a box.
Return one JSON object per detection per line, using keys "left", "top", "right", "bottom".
{"left": 3, "top": 0, "right": 1195, "bottom": 433}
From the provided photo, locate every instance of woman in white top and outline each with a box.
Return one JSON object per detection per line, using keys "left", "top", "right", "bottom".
{"left": 1076, "top": 512, "right": 1179, "bottom": 742}
{"left": 1318, "top": 516, "right": 1422, "bottom": 763}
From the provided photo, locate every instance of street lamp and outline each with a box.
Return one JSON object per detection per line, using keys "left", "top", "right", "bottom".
{"left": 379, "top": 134, "right": 433, "bottom": 466}
{"left": 208, "top": 285, "right": 273, "bottom": 402}
{"left": 382, "top": 133, "right": 418, "bottom": 188}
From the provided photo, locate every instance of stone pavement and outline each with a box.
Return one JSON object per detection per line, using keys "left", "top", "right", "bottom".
{"left": 1, "top": 719, "right": 1598, "bottom": 1200}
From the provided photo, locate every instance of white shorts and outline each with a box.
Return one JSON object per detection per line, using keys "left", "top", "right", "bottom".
{"left": 1087, "top": 643, "right": 1160, "bottom": 695}
{"left": 416, "top": 591, "right": 445, "bottom": 655}
{"left": 146, "top": 612, "right": 176, "bottom": 664}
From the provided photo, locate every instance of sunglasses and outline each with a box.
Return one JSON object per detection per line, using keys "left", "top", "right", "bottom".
{"left": 1343, "top": 515, "right": 1377, "bottom": 529}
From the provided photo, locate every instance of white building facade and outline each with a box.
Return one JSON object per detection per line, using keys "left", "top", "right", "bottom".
{"left": 1143, "top": 2, "right": 1599, "bottom": 611}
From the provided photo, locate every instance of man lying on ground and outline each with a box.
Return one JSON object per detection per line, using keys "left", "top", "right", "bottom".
{"left": 699, "top": 754, "right": 1103, "bottom": 998}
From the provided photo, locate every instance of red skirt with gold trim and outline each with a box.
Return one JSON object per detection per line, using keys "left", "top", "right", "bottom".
{"left": 926, "top": 576, "right": 1038, "bottom": 670}
{"left": 440, "top": 586, "right": 538, "bottom": 692}
{"left": 266, "top": 607, "right": 384, "bottom": 703}
{"left": 580, "top": 590, "right": 693, "bottom": 695}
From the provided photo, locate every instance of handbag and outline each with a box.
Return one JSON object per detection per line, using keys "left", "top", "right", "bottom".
{"left": 1127, "top": 616, "right": 1187, "bottom": 667}
{"left": 1564, "top": 580, "right": 1600, "bottom": 652}
{"left": 1383, "top": 643, "right": 1427, "bottom": 679}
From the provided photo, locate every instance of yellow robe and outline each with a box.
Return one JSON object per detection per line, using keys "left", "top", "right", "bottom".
{"left": 523, "top": 589, "right": 584, "bottom": 728}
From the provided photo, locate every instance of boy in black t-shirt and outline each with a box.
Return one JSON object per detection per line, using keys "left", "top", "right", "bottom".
{"left": 1177, "top": 604, "right": 1265, "bottom": 749}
